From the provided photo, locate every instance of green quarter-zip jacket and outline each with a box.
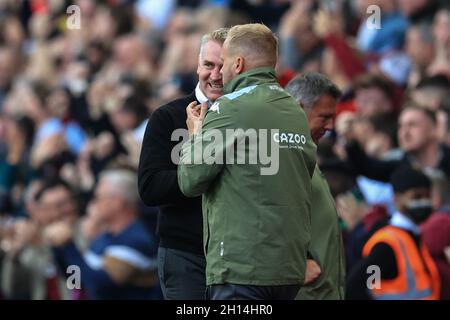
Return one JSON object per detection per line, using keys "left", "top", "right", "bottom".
{"left": 297, "top": 165, "right": 346, "bottom": 299}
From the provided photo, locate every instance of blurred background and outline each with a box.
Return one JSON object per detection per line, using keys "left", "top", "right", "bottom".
{"left": 0, "top": 0, "right": 449, "bottom": 300}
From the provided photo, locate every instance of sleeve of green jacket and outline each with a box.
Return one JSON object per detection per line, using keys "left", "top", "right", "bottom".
{"left": 178, "top": 102, "right": 235, "bottom": 197}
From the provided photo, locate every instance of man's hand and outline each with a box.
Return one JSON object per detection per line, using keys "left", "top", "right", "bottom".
{"left": 13, "top": 219, "right": 40, "bottom": 247}
{"left": 6, "top": 120, "right": 27, "bottom": 165}
{"left": 279, "top": 0, "right": 312, "bottom": 37}
{"left": 30, "top": 133, "right": 67, "bottom": 168}
{"left": 186, "top": 101, "right": 208, "bottom": 138}
{"left": 335, "top": 111, "right": 357, "bottom": 142}
{"left": 304, "top": 259, "right": 321, "bottom": 284}
{"left": 313, "top": 9, "right": 345, "bottom": 39}
{"left": 336, "top": 192, "right": 367, "bottom": 231}
{"left": 6, "top": 219, "right": 41, "bottom": 255}
{"left": 43, "top": 221, "right": 73, "bottom": 247}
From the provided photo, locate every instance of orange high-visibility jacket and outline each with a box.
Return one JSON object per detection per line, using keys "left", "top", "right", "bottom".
{"left": 363, "top": 226, "right": 440, "bottom": 300}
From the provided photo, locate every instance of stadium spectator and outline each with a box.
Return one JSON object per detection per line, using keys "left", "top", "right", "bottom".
{"left": 346, "top": 166, "right": 440, "bottom": 300}
{"left": 46, "top": 170, "right": 161, "bottom": 299}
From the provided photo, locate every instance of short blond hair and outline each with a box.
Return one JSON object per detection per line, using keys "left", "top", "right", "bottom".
{"left": 225, "top": 23, "right": 278, "bottom": 68}
{"left": 199, "top": 27, "right": 229, "bottom": 59}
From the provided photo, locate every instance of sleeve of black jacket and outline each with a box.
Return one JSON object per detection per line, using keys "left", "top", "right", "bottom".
{"left": 346, "top": 242, "right": 398, "bottom": 300}
{"left": 138, "top": 106, "right": 186, "bottom": 206}
{"left": 345, "top": 141, "right": 401, "bottom": 182}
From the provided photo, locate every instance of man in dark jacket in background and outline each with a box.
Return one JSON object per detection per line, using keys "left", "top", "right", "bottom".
{"left": 344, "top": 106, "right": 450, "bottom": 183}
{"left": 138, "top": 28, "right": 228, "bottom": 300}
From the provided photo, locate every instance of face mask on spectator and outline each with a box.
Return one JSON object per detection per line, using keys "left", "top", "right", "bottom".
{"left": 405, "top": 199, "right": 433, "bottom": 223}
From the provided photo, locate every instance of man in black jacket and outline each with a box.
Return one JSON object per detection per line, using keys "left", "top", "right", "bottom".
{"left": 345, "top": 106, "right": 450, "bottom": 183}
{"left": 138, "top": 28, "right": 228, "bottom": 300}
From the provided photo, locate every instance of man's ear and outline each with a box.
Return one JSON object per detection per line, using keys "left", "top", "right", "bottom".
{"left": 235, "top": 56, "right": 245, "bottom": 74}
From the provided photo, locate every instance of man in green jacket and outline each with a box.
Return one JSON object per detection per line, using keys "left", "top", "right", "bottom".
{"left": 285, "top": 73, "right": 346, "bottom": 299}
{"left": 178, "top": 23, "right": 317, "bottom": 300}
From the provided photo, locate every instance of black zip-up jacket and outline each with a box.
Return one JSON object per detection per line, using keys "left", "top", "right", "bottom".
{"left": 345, "top": 141, "right": 450, "bottom": 182}
{"left": 346, "top": 227, "right": 425, "bottom": 300}
{"left": 138, "top": 92, "right": 203, "bottom": 254}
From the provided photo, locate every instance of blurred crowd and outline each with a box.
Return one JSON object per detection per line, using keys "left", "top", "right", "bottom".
{"left": 0, "top": 0, "right": 449, "bottom": 299}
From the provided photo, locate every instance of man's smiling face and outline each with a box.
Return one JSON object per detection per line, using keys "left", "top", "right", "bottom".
{"left": 197, "top": 40, "right": 223, "bottom": 101}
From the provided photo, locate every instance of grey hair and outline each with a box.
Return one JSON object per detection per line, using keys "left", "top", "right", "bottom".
{"left": 285, "top": 73, "right": 342, "bottom": 112}
{"left": 99, "top": 169, "right": 140, "bottom": 208}
{"left": 199, "top": 27, "right": 229, "bottom": 59}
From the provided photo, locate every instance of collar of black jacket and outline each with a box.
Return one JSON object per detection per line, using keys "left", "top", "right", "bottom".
{"left": 223, "top": 67, "right": 277, "bottom": 94}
